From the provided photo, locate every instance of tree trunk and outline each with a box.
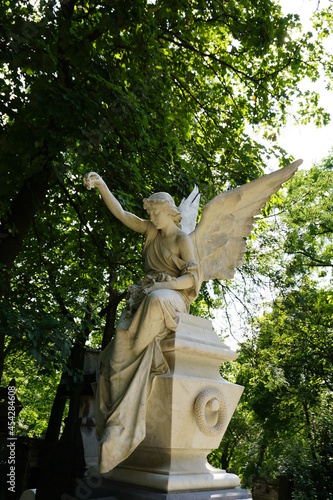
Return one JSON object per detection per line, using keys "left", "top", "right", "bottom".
{"left": 303, "top": 401, "right": 317, "bottom": 463}
{"left": 36, "top": 343, "right": 86, "bottom": 500}
{"left": 0, "top": 165, "right": 53, "bottom": 271}
{"left": 42, "top": 380, "right": 68, "bottom": 463}
{"left": 102, "top": 287, "right": 126, "bottom": 349}
{"left": 257, "top": 441, "right": 267, "bottom": 470}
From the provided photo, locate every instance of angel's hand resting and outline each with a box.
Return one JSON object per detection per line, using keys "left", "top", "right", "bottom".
{"left": 83, "top": 172, "right": 105, "bottom": 190}
{"left": 144, "top": 282, "right": 163, "bottom": 294}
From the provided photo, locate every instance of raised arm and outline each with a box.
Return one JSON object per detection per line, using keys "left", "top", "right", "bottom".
{"left": 83, "top": 172, "right": 149, "bottom": 234}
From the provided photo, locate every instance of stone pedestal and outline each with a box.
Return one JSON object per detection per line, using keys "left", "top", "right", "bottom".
{"left": 105, "top": 313, "right": 246, "bottom": 495}
{"left": 20, "top": 315, "right": 250, "bottom": 500}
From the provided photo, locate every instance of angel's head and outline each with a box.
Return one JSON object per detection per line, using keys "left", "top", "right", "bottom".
{"left": 143, "top": 192, "right": 182, "bottom": 229}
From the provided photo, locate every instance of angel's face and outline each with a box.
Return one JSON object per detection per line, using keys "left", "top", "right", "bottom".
{"left": 149, "top": 206, "right": 172, "bottom": 230}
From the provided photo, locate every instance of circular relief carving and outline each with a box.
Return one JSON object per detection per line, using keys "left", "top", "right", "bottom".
{"left": 194, "top": 389, "right": 228, "bottom": 437}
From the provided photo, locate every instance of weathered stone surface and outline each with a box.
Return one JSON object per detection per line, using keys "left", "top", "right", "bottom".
{"left": 103, "top": 314, "right": 244, "bottom": 493}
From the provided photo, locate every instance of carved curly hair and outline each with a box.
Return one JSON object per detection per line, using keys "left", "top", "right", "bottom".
{"left": 143, "top": 192, "right": 182, "bottom": 228}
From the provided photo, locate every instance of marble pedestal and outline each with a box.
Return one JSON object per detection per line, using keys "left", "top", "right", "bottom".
{"left": 74, "top": 478, "right": 252, "bottom": 499}
{"left": 104, "top": 313, "right": 246, "bottom": 495}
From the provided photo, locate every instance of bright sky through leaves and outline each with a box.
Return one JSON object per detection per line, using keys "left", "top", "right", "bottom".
{"left": 278, "top": 0, "right": 333, "bottom": 168}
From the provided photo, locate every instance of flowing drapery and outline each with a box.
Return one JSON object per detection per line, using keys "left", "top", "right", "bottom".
{"left": 95, "top": 224, "right": 201, "bottom": 473}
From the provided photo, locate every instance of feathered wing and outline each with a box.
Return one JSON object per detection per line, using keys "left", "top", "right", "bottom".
{"left": 190, "top": 160, "right": 302, "bottom": 281}
{"left": 178, "top": 185, "right": 200, "bottom": 234}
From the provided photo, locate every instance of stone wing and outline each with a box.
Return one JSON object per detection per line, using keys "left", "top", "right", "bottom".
{"left": 190, "top": 160, "right": 302, "bottom": 281}
{"left": 178, "top": 185, "right": 201, "bottom": 234}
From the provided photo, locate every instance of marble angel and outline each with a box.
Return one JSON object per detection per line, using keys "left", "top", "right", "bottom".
{"left": 83, "top": 159, "right": 302, "bottom": 474}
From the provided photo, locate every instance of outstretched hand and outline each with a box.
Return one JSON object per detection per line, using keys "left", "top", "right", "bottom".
{"left": 83, "top": 172, "right": 105, "bottom": 190}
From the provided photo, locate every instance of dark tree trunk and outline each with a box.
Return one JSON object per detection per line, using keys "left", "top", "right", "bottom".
{"left": 36, "top": 343, "right": 86, "bottom": 500}
{"left": 303, "top": 401, "right": 317, "bottom": 463}
{"left": 102, "top": 288, "right": 125, "bottom": 349}
{"left": 0, "top": 165, "right": 53, "bottom": 270}
{"left": 42, "top": 380, "right": 68, "bottom": 464}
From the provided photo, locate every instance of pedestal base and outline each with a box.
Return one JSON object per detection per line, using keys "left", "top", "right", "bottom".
{"left": 85, "top": 314, "right": 249, "bottom": 499}
{"left": 105, "top": 314, "right": 244, "bottom": 495}
{"left": 80, "top": 477, "right": 252, "bottom": 499}
{"left": 106, "top": 463, "right": 240, "bottom": 492}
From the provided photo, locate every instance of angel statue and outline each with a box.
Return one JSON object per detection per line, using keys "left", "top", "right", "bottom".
{"left": 83, "top": 159, "right": 302, "bottom": 474}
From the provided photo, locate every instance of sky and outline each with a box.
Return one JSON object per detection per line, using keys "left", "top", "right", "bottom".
{"left": 277, "top": 0, "right": 333, "bottom": 169}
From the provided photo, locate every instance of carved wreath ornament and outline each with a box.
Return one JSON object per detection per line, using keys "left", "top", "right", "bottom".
{"left": 194, "top": 389, "right": 228, "bottom": 437}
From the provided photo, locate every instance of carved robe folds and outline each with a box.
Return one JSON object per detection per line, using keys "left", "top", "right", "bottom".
{"left": 95, "top": 225, "right": 202, "bottom": 473}
{"left": 104, "top": 313, "right": 244, "bottom": 493}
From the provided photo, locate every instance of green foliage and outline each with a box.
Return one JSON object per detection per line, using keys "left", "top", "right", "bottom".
{"left": 0, "top": 0, "right": 333, "bottom": 450}
{"left": 245, "top": 155, "right": 333, "bottom": 287}
{"left": 211, "top": 158, "right": 333, "bottom": 498}
{"left": 2, "top": 358, "right": 63, "bottom": 438}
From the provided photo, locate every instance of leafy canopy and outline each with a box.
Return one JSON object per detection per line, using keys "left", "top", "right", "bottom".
{"left": 1, "top": 0, "right": 333, "bottom": 442}
{"left": 212, "top": 157, "right": 333, "bottom": 498}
